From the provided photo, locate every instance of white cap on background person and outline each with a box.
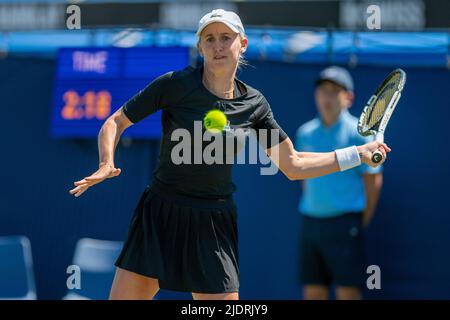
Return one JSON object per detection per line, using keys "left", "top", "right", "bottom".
{"left": 196, "top": 9, "right": 245, "bottom": 36}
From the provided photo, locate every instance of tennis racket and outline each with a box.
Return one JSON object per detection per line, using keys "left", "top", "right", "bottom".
{"left": 358, "top": 68, "right": 406, "bottom": 164}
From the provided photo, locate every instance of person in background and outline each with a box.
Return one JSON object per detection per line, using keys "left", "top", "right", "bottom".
{"left": 296, "top": 66, "right": 383, "bottom": 300}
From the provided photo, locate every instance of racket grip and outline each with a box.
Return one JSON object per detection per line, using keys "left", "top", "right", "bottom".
{"left": 372, "top": 133, "right": 385, "bottom": 164}
{"left": 371, "top": 150, "right": 383, "bottom": 164}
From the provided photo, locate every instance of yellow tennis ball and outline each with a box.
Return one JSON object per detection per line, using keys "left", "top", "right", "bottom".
{"left": 204, "top": 109, "right": 227, "bottom": 133}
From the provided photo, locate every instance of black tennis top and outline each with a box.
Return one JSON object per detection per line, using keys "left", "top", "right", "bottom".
{"left": 123, "top": 65, "right": 288, "bottom": 198}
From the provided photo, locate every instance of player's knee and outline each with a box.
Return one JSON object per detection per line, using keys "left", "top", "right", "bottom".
{"left": 109, "top": 267, "right": 159, "bottom": 300}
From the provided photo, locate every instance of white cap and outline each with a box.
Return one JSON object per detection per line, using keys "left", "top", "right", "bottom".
{"left": 196, "top": 9, "right": 245, "bottom": 37}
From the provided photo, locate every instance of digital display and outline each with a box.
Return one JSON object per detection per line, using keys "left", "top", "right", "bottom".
{"left": 51, "top": 46, "right": 191, "bottom": 138}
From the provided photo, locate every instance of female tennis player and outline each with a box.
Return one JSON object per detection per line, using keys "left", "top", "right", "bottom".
{"left": 69, "top": 9, "right": 390, "bottom": 300}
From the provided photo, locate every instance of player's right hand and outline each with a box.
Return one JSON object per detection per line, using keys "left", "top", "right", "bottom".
{"left": 357, "top": 141, "right": 391, "bottom": 167}
{"left": 69, "top": 163, "right": 121, "bottom": 197}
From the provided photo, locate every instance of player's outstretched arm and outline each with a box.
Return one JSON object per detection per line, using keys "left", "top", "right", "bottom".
{"left": 69, "top": 107, "right": 133, "bottom": 197}
{"left": 267, "top": 138, "right": 390, "bottom": 181}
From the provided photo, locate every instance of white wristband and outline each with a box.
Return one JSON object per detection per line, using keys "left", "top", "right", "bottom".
{"left": 335, "top": 146, "right": 361, "bottom": 171}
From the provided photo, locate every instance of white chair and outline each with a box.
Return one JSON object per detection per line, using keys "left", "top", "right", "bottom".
{"left": 62, "top": 238, "right": 123, "bottom": 300}
{"left": 0, "top": 236, "right": 37, "bottom": 300}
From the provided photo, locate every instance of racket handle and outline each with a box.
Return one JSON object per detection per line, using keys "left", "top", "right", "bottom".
{"left": 372, "top": 132, "right": 384, "bottom": 164}
{"left": 371, "top": 150, "right": 383, "bottom": 163}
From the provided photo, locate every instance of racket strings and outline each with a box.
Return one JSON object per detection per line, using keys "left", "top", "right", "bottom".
{"left": 365, "top": 73, "right": 401, "bottom": 129}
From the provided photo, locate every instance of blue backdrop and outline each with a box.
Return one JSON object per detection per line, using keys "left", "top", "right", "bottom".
{"left": 1, "top": 56, "right": 449, "bottom": 299}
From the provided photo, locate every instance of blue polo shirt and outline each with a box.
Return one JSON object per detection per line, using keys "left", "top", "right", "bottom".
{"left": 295, "top": 109, "right": 381, "bottom": 218}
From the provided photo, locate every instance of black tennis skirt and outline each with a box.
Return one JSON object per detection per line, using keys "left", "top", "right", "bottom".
{"left": 114, "top": 179, "right": 240, "bottom": 294}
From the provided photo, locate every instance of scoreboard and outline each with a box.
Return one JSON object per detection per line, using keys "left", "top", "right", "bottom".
{"left": 51, "top": 46, "right": 190, "bottom": 138}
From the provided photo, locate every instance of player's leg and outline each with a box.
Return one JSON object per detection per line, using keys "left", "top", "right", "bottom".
{"left": 191, "top": 292, "right": 239, "bottom": 300}
{"left": 303, "top": 285, "right": 329, "bottom": 300}
{"left": 335, "top": 286, "right": 362, "bottom": 300}
{"left": 109, "top": 267, "right": 160, "bottom": 300}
